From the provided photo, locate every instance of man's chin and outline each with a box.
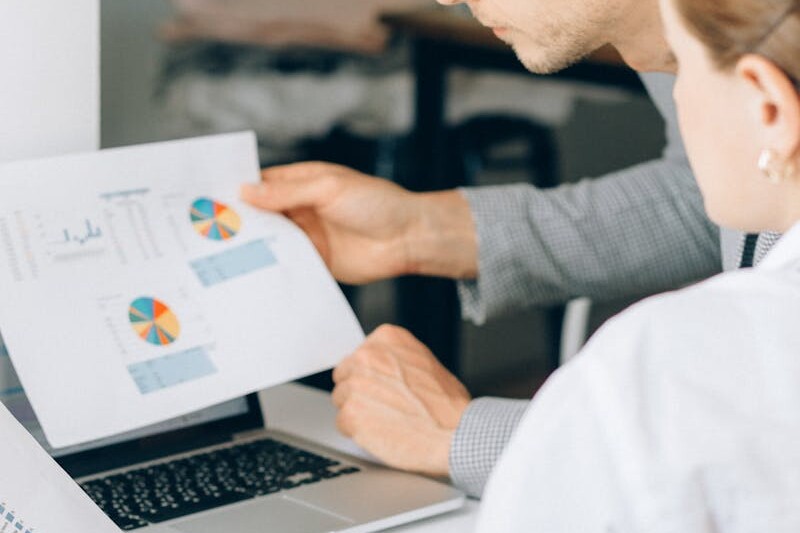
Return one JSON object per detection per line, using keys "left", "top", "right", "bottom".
{"left": 515, "top": 47, "right": 586, "bottom": 75}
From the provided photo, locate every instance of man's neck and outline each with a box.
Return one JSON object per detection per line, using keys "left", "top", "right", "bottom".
{"left": 609, "top": 2, "right": 676, "bottom": 73}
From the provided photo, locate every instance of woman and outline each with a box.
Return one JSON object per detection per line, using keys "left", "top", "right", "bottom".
{"left": 477, "top": 0, "right": 800, "bottom": 531}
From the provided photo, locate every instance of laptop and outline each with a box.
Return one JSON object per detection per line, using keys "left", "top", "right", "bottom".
{"left": 2, "top": 387, "right": 465, "bottom": 532}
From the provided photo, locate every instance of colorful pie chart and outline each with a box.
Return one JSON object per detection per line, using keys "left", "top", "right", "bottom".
{"left": 190, "top": 197, "right": 241, "bottom": 241}
{"left": 129, "top": 297, "right": 181, "bottom": 346}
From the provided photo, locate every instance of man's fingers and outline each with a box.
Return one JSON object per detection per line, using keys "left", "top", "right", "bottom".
{"left": 331, "top": 381, "right": 348, "bottom": 409}
{"left": 333, "top": 344, "right": 394, "bottom": 383}
{"left": 364, "top": 326, "right": 452, "bottom": 379}
{"left": 334, "top": 393, "right": 379, "bottom": 439}
{"left": 332, "top": 354, "right": 356, "bottom": 384}
{"left": 368, "top": 324, "right": 432, "bottom": 354}
{"left": 335, "top": 404, "right": 358, "bottom": 438}
{"left": 260, "top": 161, "right": 338, "bottom": 183}
{"left": 240, "top": 174, "right": 338, "bottom": 213}
{"left": 331, "top": 375, "right": 386, "bottom": 408}
{"left": 335, "top": 332, "right": 448, "bottom": 390}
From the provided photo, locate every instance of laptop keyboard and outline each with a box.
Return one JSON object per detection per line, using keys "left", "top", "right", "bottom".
{"left": 80, "top": 438, "right": 361, "bottom": 530}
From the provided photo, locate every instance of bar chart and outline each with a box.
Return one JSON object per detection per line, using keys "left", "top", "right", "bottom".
{"left": 0, "top": 502, "right": 33, "bottom": 533}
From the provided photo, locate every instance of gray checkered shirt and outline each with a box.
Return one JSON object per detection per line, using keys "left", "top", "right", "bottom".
{"left": 448, "top": 73, "right": 783, "bottom": 498}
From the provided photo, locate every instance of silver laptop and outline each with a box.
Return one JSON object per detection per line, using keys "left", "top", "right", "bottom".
{"left": 3, "top": 388, "right": 464, "bottom": 532}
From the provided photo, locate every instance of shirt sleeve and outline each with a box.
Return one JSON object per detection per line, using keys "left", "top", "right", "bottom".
{"left": 448, "top": 397, "right": 529, "bottom": 498}
{"left": 475, "top": 299, "right": 683, "bottom": 532}
{"left": 457, "top": 158, "right": 719, "bottom": 323}
{"left": 475, "top": 359, "right": 624, "bottom": 532}
{"left": 457, "top": 73, "right": 721, "bottom": 324}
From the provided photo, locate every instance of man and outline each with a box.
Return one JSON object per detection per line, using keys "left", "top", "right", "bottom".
{"left": 241, "top": 0, "right": 779, "bottom": 498}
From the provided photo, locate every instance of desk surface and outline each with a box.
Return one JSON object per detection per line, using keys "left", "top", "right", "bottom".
{"left": 259, "top": 383, "right": 479, "bottom": 532}
{"left": 380, "top": 8, "right": 628, "bottom": 66}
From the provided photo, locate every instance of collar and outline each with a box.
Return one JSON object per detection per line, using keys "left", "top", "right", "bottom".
{"left": 757, "top": 222, "right": 800, "bottom": 271}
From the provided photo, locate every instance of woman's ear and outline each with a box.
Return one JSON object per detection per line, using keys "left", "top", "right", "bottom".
{"left": 736, "top": 54, "right": 800, "bottom": 163}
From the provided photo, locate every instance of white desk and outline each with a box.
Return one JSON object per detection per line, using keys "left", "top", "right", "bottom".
{"left": 259, "top": 383, "right": 479, "bottom": 532}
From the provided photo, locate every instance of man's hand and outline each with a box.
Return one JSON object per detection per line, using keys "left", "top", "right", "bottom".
{"left": 241, "top": 162, "right": 478, "bottom": 285}
{"left": 332, "top": 325, "right": 472, "bottom": 477}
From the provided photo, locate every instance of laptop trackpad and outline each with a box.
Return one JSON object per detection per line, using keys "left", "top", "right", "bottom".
{"left": 172, "top": 496, "right": 353, "bottom": 533}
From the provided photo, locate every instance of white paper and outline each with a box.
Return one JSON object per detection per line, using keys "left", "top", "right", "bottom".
{"left": 0, "top": 402, "right": 120, "bottom": 533}
{"left": 0, "top": 132, "right": 365, "bottom": 447}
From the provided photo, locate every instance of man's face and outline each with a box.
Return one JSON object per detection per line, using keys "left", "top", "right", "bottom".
{"left": 438, "top": 0, "right": 627, "bottom": 74}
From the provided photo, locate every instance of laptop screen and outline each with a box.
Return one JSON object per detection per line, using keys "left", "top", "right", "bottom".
{"left": 1, "top": 338, "right": 264, "bottom": 478}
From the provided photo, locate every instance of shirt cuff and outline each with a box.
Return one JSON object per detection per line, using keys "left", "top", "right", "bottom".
{"left": 456, "top": 185, "right": 535, "bottom": 325}
{"left": 449, "top": 397, "right": 530, "bottom": 499}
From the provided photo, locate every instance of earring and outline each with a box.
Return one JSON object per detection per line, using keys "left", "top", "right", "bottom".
{"left": 758, "top": 148, "right": 796, "bottom": 185}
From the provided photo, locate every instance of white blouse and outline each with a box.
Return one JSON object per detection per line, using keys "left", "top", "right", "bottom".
{"left": 477, "top": 223, "right": 800, "bottom": 532}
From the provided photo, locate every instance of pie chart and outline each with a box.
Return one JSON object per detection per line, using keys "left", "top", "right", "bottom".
{"left": 190, "top": 197, "right": 241, "bottom": 241}
{"left": 129, "top": 297, "right": 181, "bottom": 346}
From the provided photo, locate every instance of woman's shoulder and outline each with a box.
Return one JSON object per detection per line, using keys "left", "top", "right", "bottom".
{"left": 580, "top": 267, "right": 798, "bottom": 370}
{"left": 618, "top": 266, "right": 789, "bottom": 325}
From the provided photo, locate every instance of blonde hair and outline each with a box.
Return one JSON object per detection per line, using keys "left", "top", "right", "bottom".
{"left": 674, "top": 0, "right": 800, "bottom": 86}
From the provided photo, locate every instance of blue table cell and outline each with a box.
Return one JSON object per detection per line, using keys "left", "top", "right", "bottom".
{"left": 128, "top": 346, "right": 217, "bottom": 395}
{"left": 190, "top": 240, "right": 277, "bottom": 287}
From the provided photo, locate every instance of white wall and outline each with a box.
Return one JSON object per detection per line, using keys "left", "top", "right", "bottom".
{"left": 0, "top": 1, "right": 99, "bottom": 162}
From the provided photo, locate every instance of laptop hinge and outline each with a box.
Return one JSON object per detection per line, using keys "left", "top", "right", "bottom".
{"left": 232, "top": 428, "right": 269, "bottom": 442}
